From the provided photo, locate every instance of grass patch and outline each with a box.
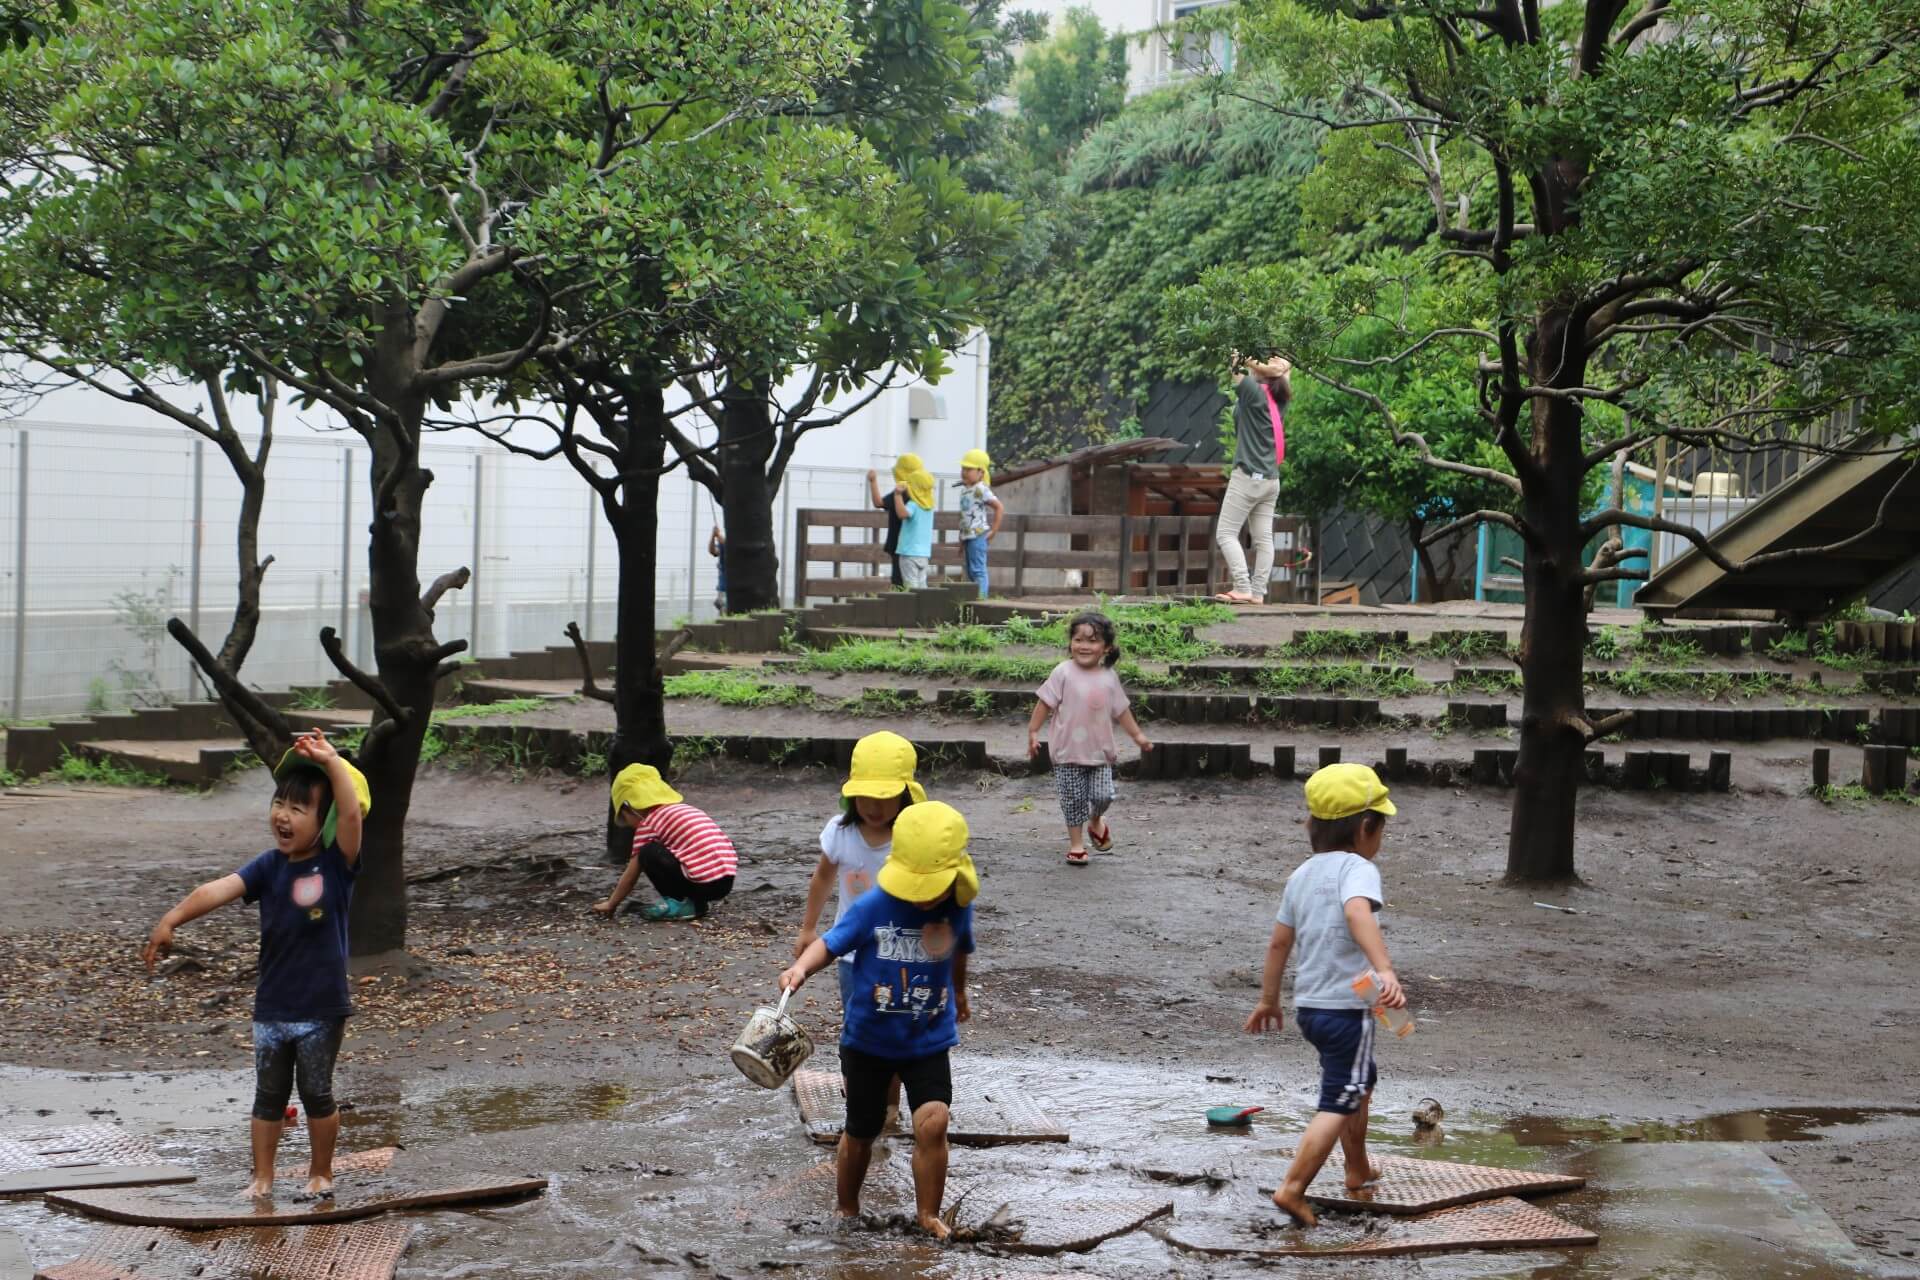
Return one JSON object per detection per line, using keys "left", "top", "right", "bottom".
{"left": 1815, "top": 783, "right": 1920, "bottom": 807}
{"left": 0, "top": 764, "right": 23, "bottom": 787}
{"left": 1767, "top": 630, "right": 1810, "bottom": 660}
{"left": 839, "top": 688, "right": 923, "bottom": 715}
{"left": 1595, "top": 666, "right": 1790, "bottom": 700}
{"left": 1586, "top": 626, "right": 1624, "bottom": 662}
{"left": 1280, "top": 629, "right": 1398, "bottom": 659}
{"left": 1447, "top": 668, "right": 1524, "bottom": 696}
{"left": 433, "top": 696, "right": 553, "bottom": 721}
{"left": 665, "top": 670, "right": 814, "bottom": 707}
{"left": 1256, "top": 663, "right": 1429, "bottom": 699}
{"left": 1631, "top": 622, "right": 1705, "bottom": 665}
{"left": 794, "top": 639, "right": 1056, "bottom": 685}
{"left": 671, "top": 734, "right": 722, "bottom": 771}
{"left": 288, "top": 687, "right": 336, "bottom": 711}
{"left": 578, "top": 749, "right": 608, "bottom": 777}
{"left": 1421, "top": 631, "right": 1508, "bottom": 660}
{"left": 50, "top": 748, "right": 174, "bottom": 788}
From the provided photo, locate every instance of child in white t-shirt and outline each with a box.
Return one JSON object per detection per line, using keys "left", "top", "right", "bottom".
{"left": 795, "top": 731, "right": 928, "bottom": 1007}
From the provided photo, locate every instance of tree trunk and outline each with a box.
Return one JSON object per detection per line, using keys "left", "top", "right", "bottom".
{"left": 1505, "top": 345, "right": 1592, "bottom": 884}
{"left": 717, "top": 373, "right": 780, "bottom": 613}
{"left": 603, "top": 382, "right": 675, "bottom": 863}
{"left": 213, "top": 436, "right": 272, "bottom": 675}
{"left": 346, "top": 366, "right": 445, "bottom": 956}
{"left": 1408, "top": 516, "right": 1444, "bottom": 603}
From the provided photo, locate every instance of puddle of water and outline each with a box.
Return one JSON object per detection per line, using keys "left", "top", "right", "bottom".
{"left": 3, "top": 1060, "right": 1908, "bottom": 1278}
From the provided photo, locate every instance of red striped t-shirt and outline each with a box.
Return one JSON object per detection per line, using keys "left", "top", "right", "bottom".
{"left": 631, "top": 803, "right": 737, "bottom": 883}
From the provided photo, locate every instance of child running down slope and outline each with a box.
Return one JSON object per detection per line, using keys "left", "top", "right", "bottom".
{"left": 1027, "top": 611, "right": 1151, "bottom": 866}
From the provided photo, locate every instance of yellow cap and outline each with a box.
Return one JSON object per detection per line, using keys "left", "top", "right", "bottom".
{"left": 892, "top": 453, "right": 925, "bottom": 483}
{"left": 842, "top": 731, "right": 929, "bottom": 806}
{"left": 610, "top": 763, "right": 682, "bottom": 818}
{"left": 876, "top": 801, "right": 978, "bottom": 907}
{"left": 960, "top": 448, "right": 991, "bottom": 478}
{"left": 903, "top": 468, "right": 935, "bottom": 511}
{"left": 273, "top": 747, "right": 371, "bottom": 848}
{"left": 1304, "top": 763, "right": 1396, "bottom": 821}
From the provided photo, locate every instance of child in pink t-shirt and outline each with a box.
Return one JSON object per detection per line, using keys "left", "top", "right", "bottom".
{"left": 1026, "top": 612, "right": 1152, "bottom": 867}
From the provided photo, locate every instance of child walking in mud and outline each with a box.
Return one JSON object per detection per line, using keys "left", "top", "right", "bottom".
{"left": 780, "top": 801, "right": 977, "bottom": 1240}
{"left": 1027, "top": 611, "right": 1151, "bottom": 866}
{"left": 142, "top": 730, "right": 369, "bottom": 1199}
{"left": 1244, "top": 763, "right": 1407, "bottom": 1228}
{"left": 594, "top": 765, "right": 737, "bottom": 921}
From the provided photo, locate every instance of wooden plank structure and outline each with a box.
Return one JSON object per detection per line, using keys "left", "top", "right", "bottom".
{"left": 795, "top": 507, "right": 1310, "bottom": 602}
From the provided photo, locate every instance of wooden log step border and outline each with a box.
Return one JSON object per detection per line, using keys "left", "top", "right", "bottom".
{"left": 1584, "top": 705, "right": 1878, "bottom": 743}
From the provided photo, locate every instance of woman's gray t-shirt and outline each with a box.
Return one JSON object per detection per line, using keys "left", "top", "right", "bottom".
{"left": 1231, "top": 376, "right": 1287, "bottom": 477}
{"left": 1275, "top": 851, "right": 1383, "bottom": 1008}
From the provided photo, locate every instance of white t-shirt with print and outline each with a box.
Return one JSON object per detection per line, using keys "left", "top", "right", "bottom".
{"left": 958, "top": 481, "right": 998, "bottom": 538}
{"left": 1275, "top": 851, "right": 1385, "bottom": 1008}
{"left": 819, "top": 815, "right": 891, "bottom": 965}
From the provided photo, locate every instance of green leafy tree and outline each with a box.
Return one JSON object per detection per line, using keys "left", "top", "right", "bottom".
{"left": 1168, "top": 0, "right": 1920, "bottom": 882}
{"left": 0, "top": 0, "right": 859, "bottom": 950}
{"left": 660, "top": 0, "right": 1023, "bottom": 614}
{"left": 1013, "top": 5, "right": 1128, "bottom": 167}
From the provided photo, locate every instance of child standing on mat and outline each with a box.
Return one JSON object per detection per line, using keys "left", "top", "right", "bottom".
{"left": 779, "top": 801, "right": 977, "bottom": 1241}
{"left": 593, "top": 764, "right": 737, "bottom": 921}
{"left": 1244, "top": 763, "right": 1406, "bottom": 1228}
{"left": 955, "top": 449, "right": 1002, "bottom": 599}
{"left": 1027, "top": 611, "right": 1151, "bottom": 867}
{"left": 142, "top": 730, "right": 369, "bottom": 1198}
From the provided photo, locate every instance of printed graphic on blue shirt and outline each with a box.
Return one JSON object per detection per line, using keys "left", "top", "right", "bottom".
{"left": 823, "top": 888, "right": 973, "bottom": 1060}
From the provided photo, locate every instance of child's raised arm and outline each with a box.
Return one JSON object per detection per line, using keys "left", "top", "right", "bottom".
{"left": 291, "top": 731, "right": 364, "bottom": 864}
{"left": 145, "top": 874, "right": 246, "bottom": 971}
{"left": 1245, "top": 921, "right": 1294, "bottom": 1033}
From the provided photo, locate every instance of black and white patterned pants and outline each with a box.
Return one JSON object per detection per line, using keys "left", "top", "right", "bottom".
{"left": 1054, "top": 762, "right": 1116, "bottom": 828}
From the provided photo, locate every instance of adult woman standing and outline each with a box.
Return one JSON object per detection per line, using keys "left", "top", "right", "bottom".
{"left": 1214, "top": 354, "right": 1291, "bottom": 604}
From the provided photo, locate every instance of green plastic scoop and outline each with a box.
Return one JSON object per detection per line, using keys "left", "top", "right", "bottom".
{"left": 1205, "top": 1105, "right": 1264, "bottom": 1126}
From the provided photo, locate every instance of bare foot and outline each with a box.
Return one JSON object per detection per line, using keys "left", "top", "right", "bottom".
{"left": 917, "top": 1212, "right": 953, "bottom": 1242}
{"left": 305, "top": 1175, "right": 334, "bottom": 1198}
{"left": 242, "top": 1176, "right": 273, "bottom": 1199}
{"left": 1344, "top": 1163, "right": 1384, "bottom": 1191}
{"left": 1270, "top": 1188, "right": 1317, "bottom": 1228}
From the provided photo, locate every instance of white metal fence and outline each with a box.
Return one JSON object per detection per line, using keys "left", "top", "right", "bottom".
{"left": 0, "top": 419, "right": 931, "bottom": 720}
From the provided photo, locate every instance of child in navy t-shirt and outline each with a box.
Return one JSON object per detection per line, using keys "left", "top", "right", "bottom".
{"left": 780, "top": 801, "right": 977, "bottom": 1241}
{"left": 144, "top": 731, "right": 369, "bottom": 1198}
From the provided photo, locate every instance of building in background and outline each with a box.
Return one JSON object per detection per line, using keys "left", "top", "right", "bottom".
{"left": 1015, "top": 0, "right": 1232, "bottom": 98}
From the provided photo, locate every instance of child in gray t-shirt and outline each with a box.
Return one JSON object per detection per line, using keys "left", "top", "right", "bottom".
{"left": 1244, "top": 764, "right": 1407, "bottom": 1229}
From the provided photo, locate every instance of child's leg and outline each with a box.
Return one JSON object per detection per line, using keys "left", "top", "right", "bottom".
{"left": 1339, "top": 1089, "right": 1381, "bottom": 1188}
{"left": 1054, "top": 766, "right": 1090, "bottom": 859}
{"left": 1086, "top": 765, "right": 1116, "bottom": 845}
{"left": 637, "top": 841, "right": 694, "bottom": 904}
{"left": 291, "top": 1019, "right": 347, "bottom": 1195}
{"left": 910, "top": 1101, "right": 951, "bottom": 1239}
{"left": 900, "top": 1051, "right": 954, "bottom": 1240}
{"left": 837, "top": 1046, "right": 890, "bottom": 1217}
{"left": 248, "top": 1022, "right": 296, "bottom": 1196}
{"left": 1272, "top": 1110, "right": 1346, "bottom": 1226}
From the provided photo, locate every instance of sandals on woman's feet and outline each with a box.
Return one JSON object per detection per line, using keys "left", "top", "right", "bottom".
{"left": 1065, "top": 848, "right": 1090, "bottom": 867}
{"left": 1087, "top": 821, "right": 1113, "bottom": 852}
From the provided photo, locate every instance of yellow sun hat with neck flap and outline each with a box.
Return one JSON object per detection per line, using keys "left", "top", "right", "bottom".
{"left": 609, "top": 763, "right": 683, "bottom": 818}
{"left": 876, "top": 801, "right": 978, "bottom": 907}
{"left": 841, "top": 731, "right": 929, "bottom": 809}
{"left": 272, "top": 747, "right": 371, "bottom": 848}
{"left": 960, "top": 448, "right": 991, "bottom": 480}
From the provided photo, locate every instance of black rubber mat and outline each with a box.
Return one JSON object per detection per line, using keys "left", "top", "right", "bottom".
{"left": 35, "top": 1219, "right": 412, "bottom": 1280}
{"left": 1166, "top": 1194, "right": 1598, "bottom": 1258}
{"left": 791, "top": 1068, "right": 1068, "bottom": 1146}
{"left": 0, "top": 1127, "right": 193, "bottom": 1197}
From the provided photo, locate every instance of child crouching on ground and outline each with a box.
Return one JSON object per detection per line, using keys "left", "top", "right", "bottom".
{"left": 594, "top": 764, "right": 736, "bottom": 921}
{"left": 779, "top": 801, "right": 977, "bottom": 1240}
{"left": 1244, "top": 763, "right": 1406, "bottom": 1228}
{"left": 143, "top": 731, "right": 369, "bottom": 1198}
{"left": 1027, "top": 611, "right": 1151, "bottom": 866}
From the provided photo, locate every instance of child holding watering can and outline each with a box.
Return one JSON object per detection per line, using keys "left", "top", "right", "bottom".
{"left": 780, "top": 801, "right": 978, "bottom": 1240}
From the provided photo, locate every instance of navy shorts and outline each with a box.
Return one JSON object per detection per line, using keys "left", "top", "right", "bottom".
{"left": 1297, "top": 1007, "right": 1377, "bottom": 1115}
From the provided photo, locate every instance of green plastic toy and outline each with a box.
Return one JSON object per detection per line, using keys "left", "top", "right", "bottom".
{"left": 1205, "top": 1105, "right": 1263, "bottom": 1126}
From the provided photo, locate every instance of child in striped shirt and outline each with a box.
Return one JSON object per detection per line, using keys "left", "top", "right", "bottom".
{"left": 592, "top": 765, "right": 738, "bottom": 922}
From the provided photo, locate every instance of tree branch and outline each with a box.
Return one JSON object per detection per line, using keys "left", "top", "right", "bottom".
{"left": 319, "top": 625, "right": 411, "bottom": 727}
{"left": 420, "top": 566, "right": 471, "bottom": 616}
{"left": 1419, "top": 508, "right": 1532, "bottom": 549}
{"left": 564, "top": 620, "right": 615, "bottom": 703}
{"left": 165, "top": 617, "right": 291, "bottom": 761}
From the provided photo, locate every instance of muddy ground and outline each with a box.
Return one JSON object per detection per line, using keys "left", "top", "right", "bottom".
{"left": 2, "top": 764, "right": 1918, "bottom": 1276}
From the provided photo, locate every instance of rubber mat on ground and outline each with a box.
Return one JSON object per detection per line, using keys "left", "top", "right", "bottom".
{"left": 274, "top": 1148, "right": 397, "bottom": 1181}
{"left": 790, "top": 1068, "right": 1068, "bottom": 1146}
{"left": 1296, "top": 1152, "right": 1585, "bottom": 1214}
{"left": 1165, "top": 1195, "right": 1597, "bottom": 1258}
{"left": 747, "top": 1154, "right": 1168, "bottom": 1255}
{"left": 0, "top": 1127, "right": 193, "bottom": 1196}
{"left": 2, "top": 1230, "right": 33, "bottom": 1275}
{"left": 46, "top": 1149, "right": 545, "bottom": 1227}
{"left": 35, "top": 1219, "right": 412, "bottom": 1280}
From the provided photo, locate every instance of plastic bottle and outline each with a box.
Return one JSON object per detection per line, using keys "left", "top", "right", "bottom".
{"left": 1351, "top": 970, "right": 1415, "bottom": 1039}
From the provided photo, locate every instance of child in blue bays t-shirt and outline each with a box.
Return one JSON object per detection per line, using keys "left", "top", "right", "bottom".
{"left": 780, "top": 800, "right": 977, "bottom": 1241}
{"left": 144, "top": 731, "right": 369, "bottom": 1199}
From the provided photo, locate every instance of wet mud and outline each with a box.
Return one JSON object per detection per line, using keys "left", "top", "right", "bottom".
{"left": 3, "top": 767, "right": 1919, "bottom": 1275}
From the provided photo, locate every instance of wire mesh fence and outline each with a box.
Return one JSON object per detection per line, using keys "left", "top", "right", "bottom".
{"left": 0, "top": 418, "right": 875, "bottom": 720}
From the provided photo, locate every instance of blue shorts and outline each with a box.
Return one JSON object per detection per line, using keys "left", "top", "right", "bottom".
{"left": 1297, "top": 1007, "right": 1377, "bottom": 1115}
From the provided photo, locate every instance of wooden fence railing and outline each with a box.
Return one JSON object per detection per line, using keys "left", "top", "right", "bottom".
{"left": 795, "top": 509, "right": 1310, "bottom": 602}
